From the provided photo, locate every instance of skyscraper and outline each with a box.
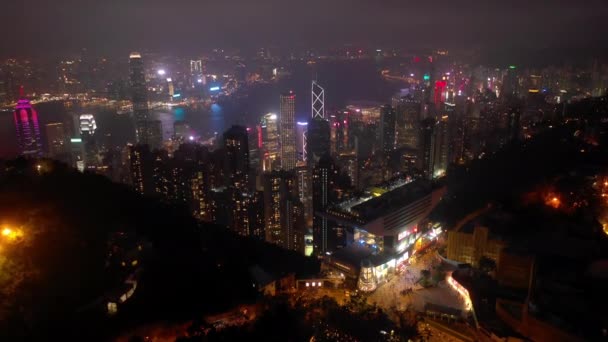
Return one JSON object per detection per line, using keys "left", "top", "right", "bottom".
{"left": 79, "top": 114, "right": 98, "bottom": 169}
{"left": 263, "top": 170, "right": 301, "bottom": 250}
{"left": 312, "top": 81, "right": 325, "bottom": 119}
{"left": 260, "top": 113, "right": 280, "bottom": 171}
{"left": 45, "top": 122, "right": 68, "bottom": 159}
{"left": 149, "top": 120, "right": 163, "bottom": 150}
{"left": 223, "top": 125, "right": 250, "bottom": 190}
{"left": 380, "top": 105, "right": 396, "bottom": 158}
{"left": 306, "top": 117, "right": 331, "bottom": 169}
{"left": 433, "top": 115, "right": 449, "bottom": 177}
{"left": 13, "top": 94, "right": 42, "bottom": 157}
{"left": 190, "top": 59, "right": 204, "bottom": 87}
{"left": 418, "top": 117, "right": 436, "bottom": 180}
{"left": 280, "top": 91, "right": 297, "bottom": 171}
{"left": 394, "top": 95, "right": 421, "bottom": 149}
{"left": 128, "top": 144, "right": 154, "bottom": 195}
{"left": 312, "top": 154, "right": 338, "bottom": 254}
{"left": 129, "top": 52, "right": 150, "bottom": 144}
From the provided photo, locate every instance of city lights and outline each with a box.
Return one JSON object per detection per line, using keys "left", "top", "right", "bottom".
{"left": 157, "top": 69, "right": 166, "bottom": 76}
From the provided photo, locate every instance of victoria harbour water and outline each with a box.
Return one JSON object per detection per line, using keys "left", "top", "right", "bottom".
{"left": 0, "top": 60, "right": 405, "bottom": 158}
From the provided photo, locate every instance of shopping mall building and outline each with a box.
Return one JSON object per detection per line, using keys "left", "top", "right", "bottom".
{"left": 319, "top": 178, "right": 445, "bottom": 291}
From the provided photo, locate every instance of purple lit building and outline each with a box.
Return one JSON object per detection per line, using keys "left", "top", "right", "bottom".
{"left": 13, "top": 96, "right": 42, "bottom": 157}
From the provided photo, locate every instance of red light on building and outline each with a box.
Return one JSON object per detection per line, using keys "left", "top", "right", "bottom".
{"left": 257, "top": 125, "right": 263, "bottom": 149}
{"left": 434, "top": 80, "right": 447, "bottom": 104}
{"left": 413, "top": 56, "right": 420, "bottom": 63}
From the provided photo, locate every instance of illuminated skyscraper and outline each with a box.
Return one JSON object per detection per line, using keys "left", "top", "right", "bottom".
{"left": 223, "top": 125, "right": 250, "bottom": 190}
{"left": 380, "top": 105, "right": 396, "bottom": 157}
{"left": 312, "top": 154, "right": 338, "bottom": 254}
{"left": 129, "top": 52, "right": 150, "bottom": 144}
{"left": 280, "top": 91, "right": 297, "bottom": 171}
{"left": 394, "top": 95, "right": 421, "bottom": 149}
{"left": 418, "top": 117, "right": 436, "bottom": 180}
{"left": 260, "top": 113, "right": 280, "bottom": 171}
{"left": 45, "top": 122, "right": 68, "bottom": 159}
{"left": 128, "top": 144, "right": 154, "bottom": 195}
{"left": 312, "top": 81, "right": 325, "bottom": 119}
{"left": 263, "top": 170, "right": 301, "bottom": 250}
{"left": 433, "top": 115, "right": 449, "bottom": 177}
{"left": 190, "top": 59, "right": 204, "bottom": 87}
{"left": 79, "top": 114, "right": 98, "bottom": 169}
{"left": 13, "top": 95, "right": 42, "bottom": 157}
{"left": 296, "top": 121, "right": 308, "bottom": 161}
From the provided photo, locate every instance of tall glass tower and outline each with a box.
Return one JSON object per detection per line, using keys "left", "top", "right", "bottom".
{"left": 280, "top": 91, "right": 297, "bottom": 171}
{"left": 129, "top": 52, "right": 150, "bottom": 144}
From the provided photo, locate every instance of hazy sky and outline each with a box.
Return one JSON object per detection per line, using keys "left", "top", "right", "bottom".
{"left": 2, "top": 0, "right": 608, "bottom": 56}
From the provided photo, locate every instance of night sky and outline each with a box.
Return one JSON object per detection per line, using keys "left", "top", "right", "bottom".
{"left": 2, "top": 0, "right": 608, "bottom": 56}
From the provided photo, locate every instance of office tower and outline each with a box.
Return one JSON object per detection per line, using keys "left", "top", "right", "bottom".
{"left": 247, "top": 126, "right": 261, "bottom": 172}
{"left": 295, "top": 164, "right": 313, "bottom": 225}
{"left": 280, "top": 91, "right": 297, "bottom": 171}
{"left": 312, "top": 154, "right": 338, "bottom": 254}
{"left": 501, "top": 66, "right": 519, "bottom": 98}
{"left": 394, "top": 95, "right": 421, "bottom": 149}
{"left": 223, "top": 125, "right": 250, "bottom": 190}
{"left": 434, "top": 80, "right": 447, "bottom": 105}
{"left": 263, "top": 170, "right": 301, "bottom": 250}
{"left": 166, "top": 78, "right": 175, "bottom": 100}
{"left": 45, "top": 122, "right": 68, "bottom": 159}
{"left": 312, "top": 81, "right": 325, "bottom": 119}
{"left": 306, "top": 116, "right": 331, "bottom": 169}
{"left": 296, "top": 121, "right": 308, "bottom": 162}
{"left": 149, "top": 120, "right": 163, "bottom": 150}
{"left": 190, "top": 59, "right": 204, "bottom": 87}
{"left": 380, "top": 105, "right": 396, "bottom": 158}
{"left": 418, "top": 118, "right": 436, "bottom": 180}
{"left": 260, "top": 113, "right": 280, "bottom": 171}
{"left": 70, "top": 137, "right": 85, "bottom": 172}
{"left": 331, "top": 110, "right": 349, "bottom": 154}
{"left": 13, "top": 95, "right": 42, "bottom": 157}
{"left": 174, "top": 121, "right": 191, "bottom": 141}
{"left": 129, "top": 52, "right": 150, "bottom": 144}
{"left": 433, "top": 115, "right": 449, "bottom": 177}
{"left": 128, "top": 144, "right": 154, "bottom": 195}
{"left": 79, "top": 114, "right": 98, "bottom": 169}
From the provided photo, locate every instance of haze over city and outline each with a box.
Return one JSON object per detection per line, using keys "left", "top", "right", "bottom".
{"left": 1, "top": 1, "right": 608, "bottom": 341}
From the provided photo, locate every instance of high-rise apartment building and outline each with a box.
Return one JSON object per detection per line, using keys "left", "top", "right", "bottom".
{"left": 263, "top": 170, "right": 301, "bottom": 250}
{"left": 223, "top": 125, "right": 250, "bottom": 190}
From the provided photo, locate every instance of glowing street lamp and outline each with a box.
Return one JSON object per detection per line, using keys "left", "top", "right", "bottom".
{"left": 157, "top": 69, "right": 166, "bottom": 76}
{"left": 1, "top": 227, "right": 23, "bottom": 242}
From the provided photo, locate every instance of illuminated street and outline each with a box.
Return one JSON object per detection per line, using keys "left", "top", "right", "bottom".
{"left": 368, "top": 247, "right": 469, "bottom": 317}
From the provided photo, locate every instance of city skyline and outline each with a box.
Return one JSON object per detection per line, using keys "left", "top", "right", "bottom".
{"left": 1, "top": 2, "right": 608, "bottom": 340}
